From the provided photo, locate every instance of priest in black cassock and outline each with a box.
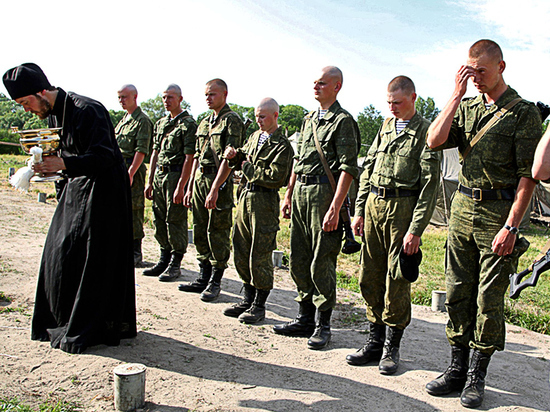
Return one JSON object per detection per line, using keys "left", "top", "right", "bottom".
{"left": 3, "top": 63, "right": 137, "bottom": 354}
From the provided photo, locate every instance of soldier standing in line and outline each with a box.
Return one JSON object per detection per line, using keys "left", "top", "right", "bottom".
{"left": 143, "top": 84, "right": 197, "bottom": 282}
{"left": 346, "top": 76, "right": 440, "bottom": 374}
{"left": 115, "top": 84, "right": 153, "bottom": 267}
{"left": 180, "top": 79, "right": 244, "bottom": 302}
{"left": 273, "top": 66, "right": 359, "bottom": 350}
{"left": 425, "top": 40, "right": 541, "bottom": 408}
{"left": 223, "top": 98, "right": 293, "bottom": 324}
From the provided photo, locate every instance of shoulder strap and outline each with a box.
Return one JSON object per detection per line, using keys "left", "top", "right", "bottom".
{"left": 311, "top": 123, "right": 337, "bottom": 192}
{"left": 462, "top": 97, "right": 522, "bottom": 159}
{"left": 203, "top": 111, "right": 238, "bottom": 170}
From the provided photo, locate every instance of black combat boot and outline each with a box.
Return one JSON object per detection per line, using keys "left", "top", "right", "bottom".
{"left": 378, "top": 326, "right": 404, "bottom": 375}
{"left": 158, "top": 252, "right": 183, "bottom": 282}
{"left": 142, "top": 249, "right": 170, "bottom": 276}
{"left": 238, "top": 289, "right": 271, "bottom": 324}
{"left": 460, "top": 350, "right": 491, "bottom": 408}
{"left": 200, "top": 268, "right": 224, "bottom": 302}
{"left": 346, "top": 321, "right": 386, "bottom": 365}
{"left": 224, "top": 283, "right": 256, "bottom": 318}
{"left": 273, "top": 300, "right": 316, "bottom": 337}
{"left": 133, "top": 239, "right": 143, "bottom": 267}
{"left": 178, "top": 260, "right": 212, "bottom": 293}
{"left": 307, "top": 308, "right": 332, "bottom": 350}
{"left": 426, "top": 345, "right": 470, "bottom": 396}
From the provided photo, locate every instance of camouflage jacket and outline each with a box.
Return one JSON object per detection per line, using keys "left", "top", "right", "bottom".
{"left": 355, "top": 112, "right": 441, "bottom": 236}
{"left": 229, "top": 126, "right": 294, "bottom": 189}
{"left": 195, "top": 104, "right": 244, "bottom": 167}
{"left": 433, "top": 87, "right": 542, "bottom": 189}
{"left": 114, "top": 106, "right": 152, "bottom": 158}
{"left": 153, "top": 110, "right": 197, "bottom": 166}
{"left": 293, "top": 100, "right": 359, "bottom": 179}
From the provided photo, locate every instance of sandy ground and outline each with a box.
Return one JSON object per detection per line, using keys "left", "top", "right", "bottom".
{"left": 0, "top": 185, "right": 549, "bottom": 412}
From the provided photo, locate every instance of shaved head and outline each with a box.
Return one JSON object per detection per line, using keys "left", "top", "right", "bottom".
{"left": 321, "top": 66, "right": 343, "bottom": 85}
{"left": 469, "top": 39, "right": 503, "bottom": 64}
{"left": 388, "top": 76, "right": 415, "bottom": 96}
{"left": 206, "top": 78, "right": 228, "bottom": 92}
{"left": 257, "top": 97, "right": 279, "bottom": 114}
{"left": 119, "top": 84, "right": 137, "bottom": 95}
{"left": 165, "top": 83, "right": 182, "bottom": 97}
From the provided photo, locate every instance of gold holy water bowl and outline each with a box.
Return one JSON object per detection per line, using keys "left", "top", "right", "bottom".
{"left": 12, "top": 127, "right": 62, "bottom": 155}
{"left": 11, "top": 127, "right": 63, "bottom": 182}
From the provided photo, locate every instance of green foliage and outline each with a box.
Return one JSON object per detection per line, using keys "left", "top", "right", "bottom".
{"left": 415, "top": 96, "right": 440, "bottom": 121}
{"left": 357, "top": 104, "right": 383, "bottom": 156}
{"left": 109, "top": 109, "right": 125, "bottom": 128}
{"left": 229, "top": 103, "right": 259, "bottom": 137}
{"left": 197, "top": 110, "right": 212, "bottom": 125}
{"left": 141, "top": 94, "right": 191, "bottom": 125}
{"left": 279, "top": 104, "right": 307, "bottom": 136}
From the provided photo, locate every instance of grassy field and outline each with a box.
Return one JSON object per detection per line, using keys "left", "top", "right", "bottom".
{"left": 1, "top": 155, "right": 549, "bottom": 336}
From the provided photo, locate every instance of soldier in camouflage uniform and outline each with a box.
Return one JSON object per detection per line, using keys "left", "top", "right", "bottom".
{"left": 346, "top": 76, "right": 441, "bottom": 375}
{"left": 273, "top": 67, "right": 359, "bottom": 350}
{"left": 180, "top": 79, "right": 244, "bottom": 302}
{"left": 222, "top": 98, "right": 293, "bottom": 324}
{"left": 143, "top": 84, "right": 197, "bottom": 282}
{"left": 425, "top": 40, "right": 541, "bottom": 409}
{"left": 115, "top": 84, "right": 153, "bottom": 267}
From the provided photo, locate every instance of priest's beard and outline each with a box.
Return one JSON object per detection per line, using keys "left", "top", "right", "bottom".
{"left": 34, "top": 94, "right": 53, "bottom": 119}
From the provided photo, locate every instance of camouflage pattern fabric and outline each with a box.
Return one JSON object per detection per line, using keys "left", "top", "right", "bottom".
{"left": 290, "top": 101, "right": 359, "bottom": 311}
{"left": 151, "top": 111, "right": 197, "bottom": 254}
{"left": 432, "top": 87, "right": 542, "bottom": 355}
{"left": 230, "top": 127, "right": 293, "bottom": 290}
{"left": 152, "top": 170, "right": 189, "bottom": 254}
{"left": 153, "top": 111, "right": 197, "bottom": 166}
{"left": 192, "top": 105, "right": 244, "bottom": 269}
{"left": 356, "top": 112, "right": 440, "bottom": 329}
{"left": 445, "top": 192, "right": 530, "bottom": 354}
{"left": 290, "top": 181, "right": 342, "bottom": 311}
{"left": 114, "top": 106, "right": 153, "bottom": 240}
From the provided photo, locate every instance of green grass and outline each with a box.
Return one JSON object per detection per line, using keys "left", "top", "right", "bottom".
{"left": 0, "top": 397, "right": 81, "bottom": 412}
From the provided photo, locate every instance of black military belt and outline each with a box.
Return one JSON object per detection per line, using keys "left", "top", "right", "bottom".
{"left": 156, "top": 164, "right": 183, "bottom": 173}
{"left": 297, "top": 174, "right": 332, "bottom": 185}
{"left": 199, "top": 165, "right": 217, "bottom": 175}
{"left": 123, "top": 157, "right": 133, "bottom": 166}
{"left": 246, "top": 183, "right": 276, "bottom": 192}
{"left": 458, "top": 184, "right": 515, "bottom": 201}
{"left": 371, "top": 185, "right": 419, "bottom": 198}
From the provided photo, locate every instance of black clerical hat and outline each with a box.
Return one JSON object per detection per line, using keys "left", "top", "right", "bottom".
{"left": 3, "top": 63, "right": 51, "bottom": 100}
{"left": 398, "top": 245, "right": 422, "bottom": 283}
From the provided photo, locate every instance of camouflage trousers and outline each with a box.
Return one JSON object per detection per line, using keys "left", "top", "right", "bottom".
{"left": 445, "top": 192, "right": 528, "bottom": 355}
{"left": 127, "top": 159, "right": 146, "bottom": 241}
{"left": 360, "top": 193, "right": 416, "bottom": 329}
{"left": 152, "top": 170, "right": 188, "bottom": 254}
{"left": 290, "top": 181, "right": 342, "bottom": 311}
{"left": 233, "top": 189, "right": 279, "bottom": 290}
{"left": 191, "top": 170, "right": 233, "bottom": 269}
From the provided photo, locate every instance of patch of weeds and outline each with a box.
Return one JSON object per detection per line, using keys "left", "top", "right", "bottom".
{"left": 203, "top": 333, "right": 216, "bottom": 340}
{"left": 336, "top": 270, "right": 360, "bottom": 293}
{"left": 0, "top": 291, "right": 11, "bottom": 303}
{"left": 151, "top": 313, "right": 167, "bottom": 320}
{"left": 245, "top": 340, "right": 257, "bottom": 345}
{"left": 0, "top": 307, "right": 27, "bottom": 314}
{"left": 0, "top": 395, "right": 81, "bottom": 412}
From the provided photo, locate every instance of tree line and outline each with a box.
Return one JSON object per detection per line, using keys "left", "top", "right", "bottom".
{"left": 1, "top": 92, "right": 441, "bottom": 156}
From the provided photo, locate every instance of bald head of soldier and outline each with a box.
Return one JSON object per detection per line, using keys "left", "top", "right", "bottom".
{"left": 162, "top": 83, "right": 183, "bottom": 117}
{"left": 117, "top": 84, "right": 138, "bottom": 114}
{"left": 314, "top": 66, "right": 343, "bottom": 109}
{"left": 205, "top": 78, "right": 228, "bottom": 115}
{"left": 255, "top": 98, "right": 279, "bottom": 135}
{"left": 467, "top": 39, "right": 507, "bottom": 98}
{"left": 387, "top": 76, "right": 417, "bottom": 121}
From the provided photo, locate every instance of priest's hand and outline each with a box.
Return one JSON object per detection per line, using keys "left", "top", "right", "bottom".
{"left": 32, "top": 155, "right": 65, "bottom": 173}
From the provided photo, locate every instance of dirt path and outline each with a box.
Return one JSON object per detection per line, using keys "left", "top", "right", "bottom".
{"left": 0, "top": 186, "right": 549, "bottom": 412}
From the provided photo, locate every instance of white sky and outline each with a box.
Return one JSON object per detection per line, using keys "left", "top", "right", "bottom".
{"left": 2, "top": 0, "right": 549, "bottom": 118}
